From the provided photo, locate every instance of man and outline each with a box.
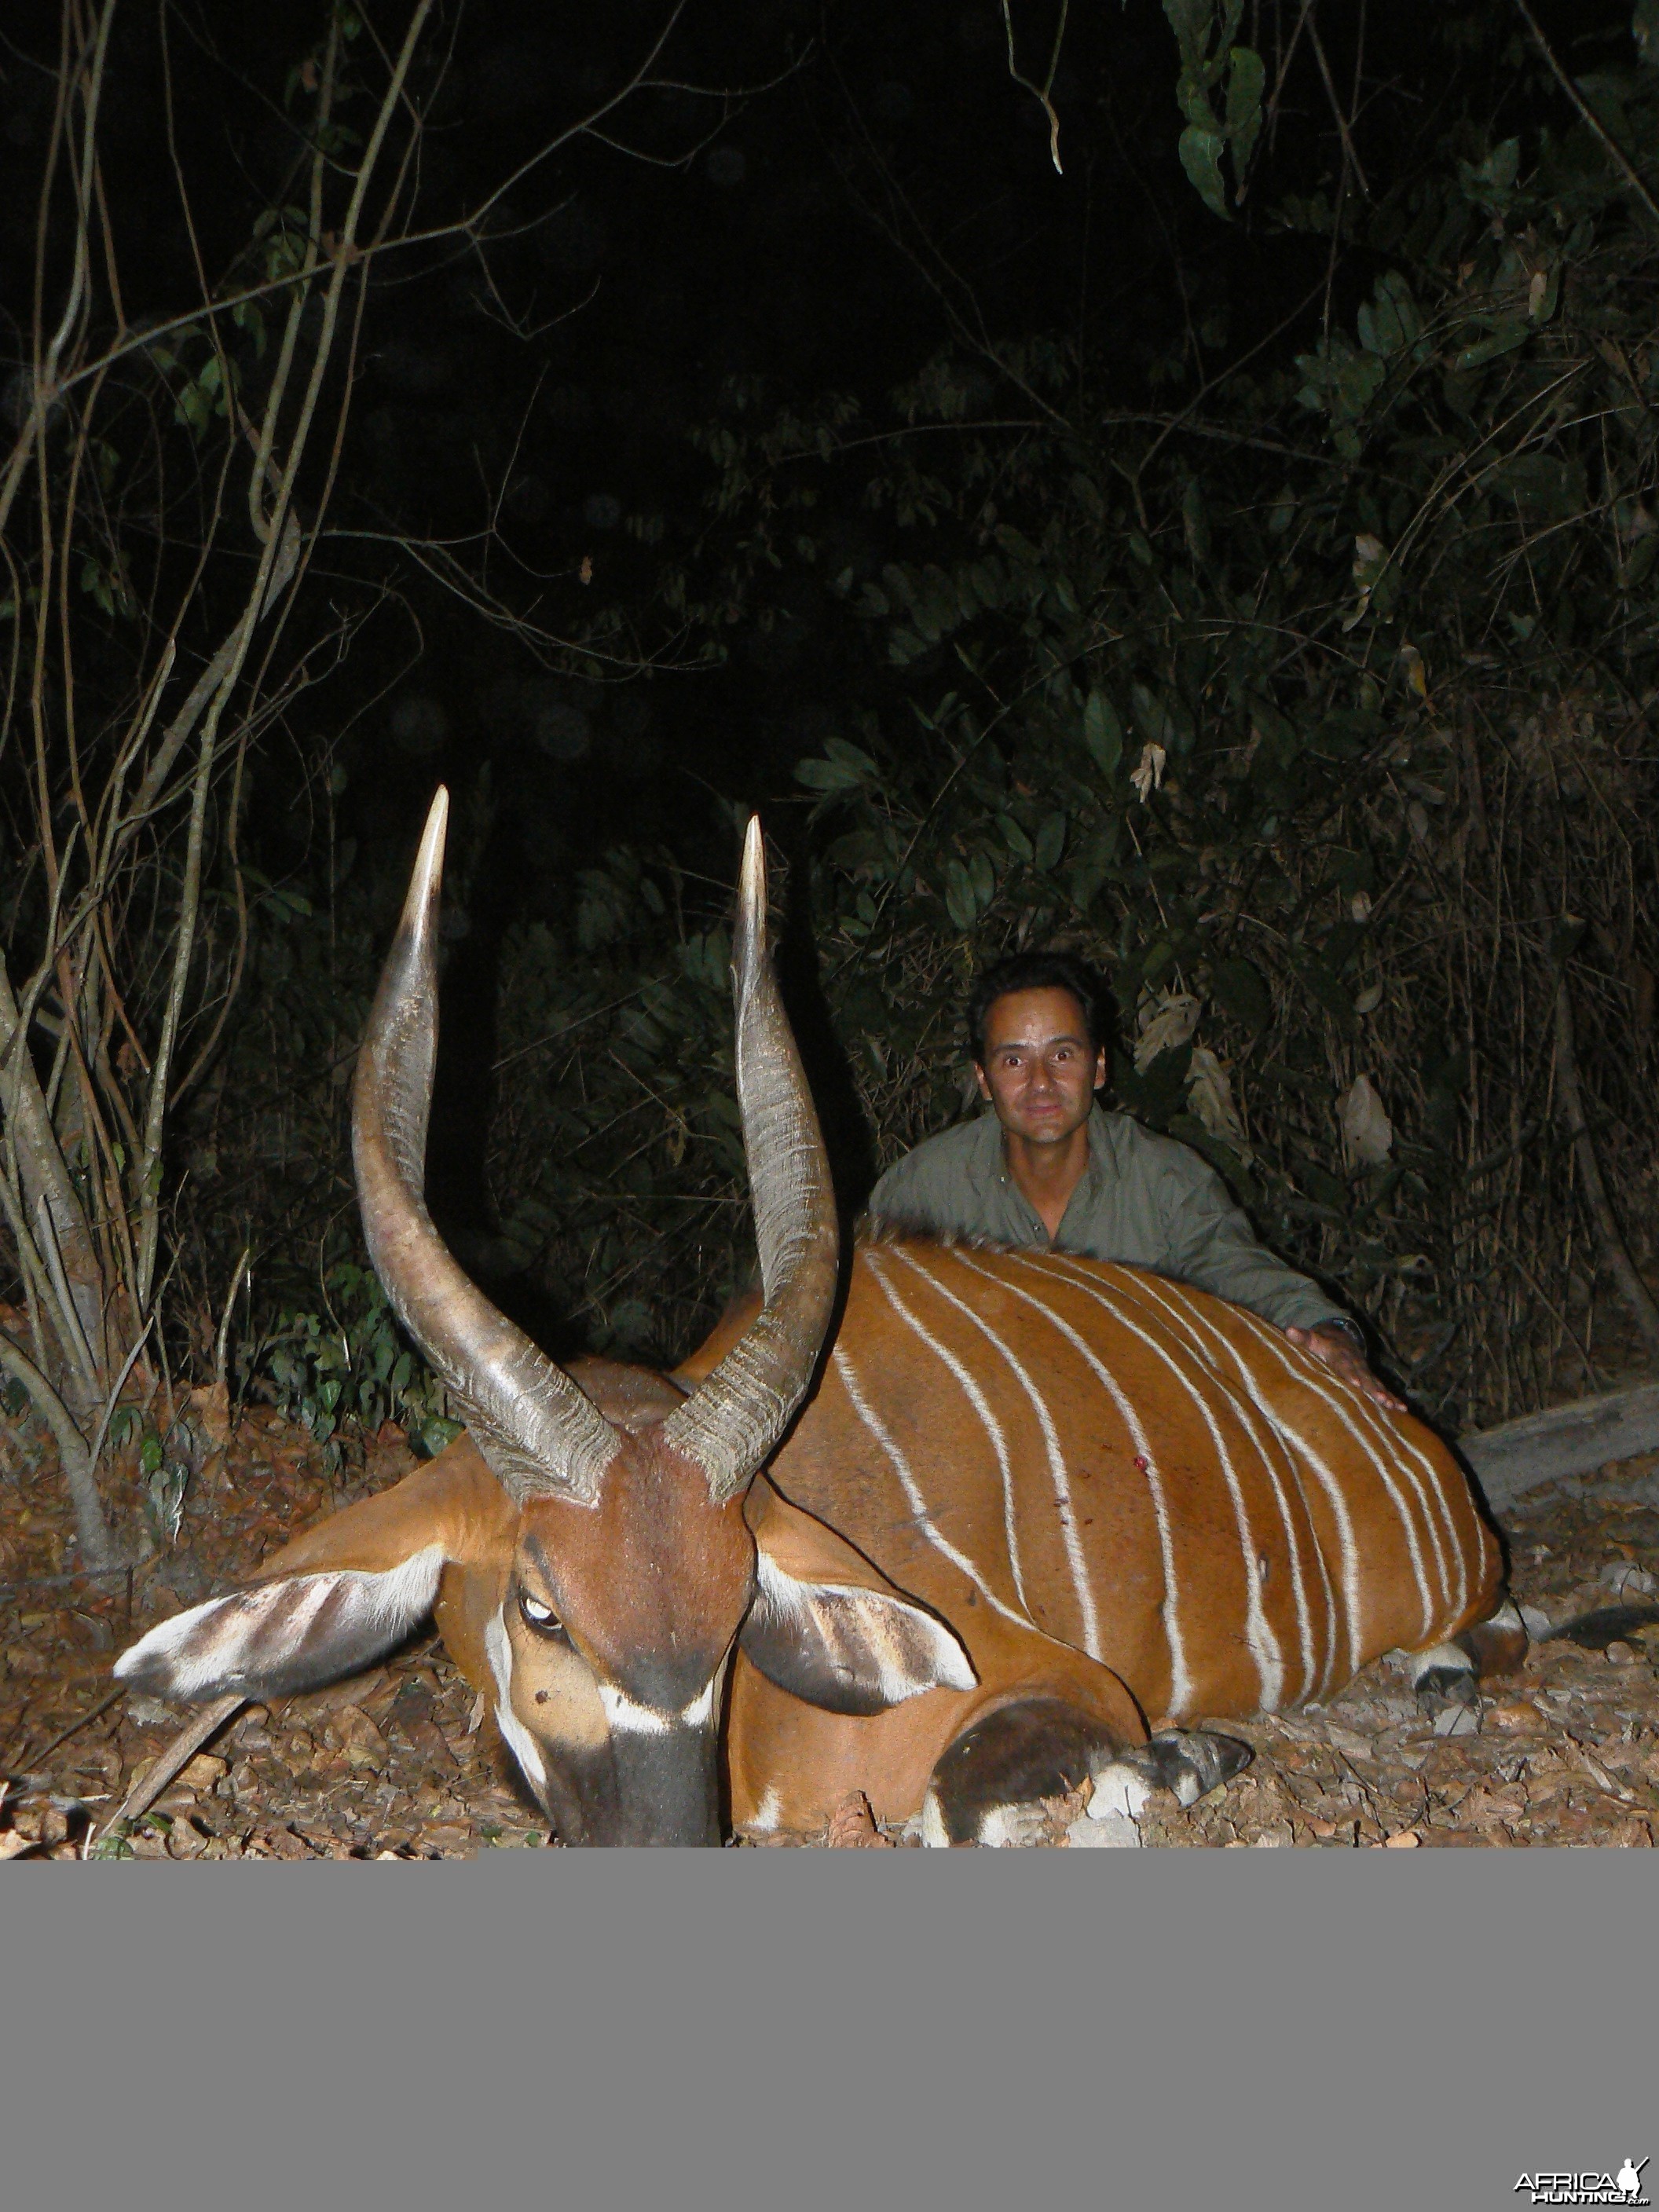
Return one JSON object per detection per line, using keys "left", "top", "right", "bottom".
{"left": 866, "top": 950, "right": 1402, "bottom": 1409}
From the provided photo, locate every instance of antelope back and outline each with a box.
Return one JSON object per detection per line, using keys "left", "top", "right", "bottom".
{"left": 764, "top": 1236, "right": 1502, "bottom": 1727}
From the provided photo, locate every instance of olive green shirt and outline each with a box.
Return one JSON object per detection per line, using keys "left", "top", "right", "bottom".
{"left": 866, "top": 1106, "right": 1353, "bottom": 1338}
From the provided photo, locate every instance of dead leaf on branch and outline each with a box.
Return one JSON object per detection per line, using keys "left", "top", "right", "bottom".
{"left": 1130, "top": 741, "right": 1166, "bottom": 804}
{"left": 1342, "top": 532, "right": 1389, "bottom": 631}
{"left": 1133, "top": 990, "right": 1201, "bottom": 1070}
{"left": 1337, "top": 1073, "right": 1393, "bottom": 1170}
{"left": 1185, "top": 1046, "right": 1247, "bottom": 1150}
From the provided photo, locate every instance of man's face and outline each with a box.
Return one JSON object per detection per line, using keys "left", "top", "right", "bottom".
{"left": 975, "top": 987, "right": 1106, "bottom": 1145}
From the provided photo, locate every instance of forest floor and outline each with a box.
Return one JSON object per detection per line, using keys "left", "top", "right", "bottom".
{"left": 2, "top": 1396, "right": 1657, "bottom": 1857}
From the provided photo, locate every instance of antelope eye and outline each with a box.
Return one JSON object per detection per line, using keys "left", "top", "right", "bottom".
{"left": 518, "top": 1589, "right": 565, "bottom": 1638}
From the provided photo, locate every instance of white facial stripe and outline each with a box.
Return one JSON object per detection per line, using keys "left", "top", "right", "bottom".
{"left": 599, "top": 1683, "right": 671, "bottom": 1734}
{"left": 598, "top": 1676, "right": 723, "bottom": 1734}
{"left": 680, "top": 1676, "right": 720, "bottom": 1727}
{"left": 485, "top": 1608, "right": 546, "bottom": 1788}
{"left": 489, "top": 1601, "right": 720, "bottom": 1774}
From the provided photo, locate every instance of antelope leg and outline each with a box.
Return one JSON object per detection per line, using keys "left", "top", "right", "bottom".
{"left": 919, "top": 1697, "right": 1128, "bottom": 1848}
{"left": 1404, "top": 1596, "right": 1528, "bottom": 1708}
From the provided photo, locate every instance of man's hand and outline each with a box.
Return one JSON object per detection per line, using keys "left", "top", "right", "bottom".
{"left": 1284, "top": 1323, "right": 1406, "bottom": 1412}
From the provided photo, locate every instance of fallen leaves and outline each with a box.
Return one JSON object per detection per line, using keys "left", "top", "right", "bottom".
{"left": 331, "top": 1705, "right": 388, "bottom": 1773}
{"left": 5, "top": 1385, "right": 1659, "bottom": 1859}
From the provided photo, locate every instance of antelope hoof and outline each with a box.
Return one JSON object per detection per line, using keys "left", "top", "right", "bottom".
{"left": 1098, "top": 1730, "right": 1254, "bottom": 1812}
{"left": 1409, "top": 1643, "right": 1478, "bottom": 1708}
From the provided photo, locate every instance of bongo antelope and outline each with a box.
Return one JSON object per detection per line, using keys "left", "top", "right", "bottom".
{"left": 116, "top": 793, "right": 1524, "bottom": 1844}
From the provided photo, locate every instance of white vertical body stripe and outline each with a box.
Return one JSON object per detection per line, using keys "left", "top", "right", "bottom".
{"left": 882, "top": 1251, "right": 1100, "bottom": 1661}
{"left": 1185, "top": 1292, "right": 1441, "bottom": 1643}
{"left": 1335, "top": 1361, "right": 1463, "bottom": 1621}
{"left": 1254, "top": 1301, "right": 1456, "bottom": 1620}
{"left": 1320, "top": 1346, "right": 1467, "bottom": 1622}
{"left": 949, "top": 1252, "right": 1185, "bottom": 1708}
{"left": 830, "top": 1345, "right": 1031, "bottom": 1632}
{"left": 883, "top": 1246, "right": 1097, "bottom": 1650}
{"left": 1130, "top": 1276, "right": 1368, "bottom": 1675}
{"left": 1021, "top": 1254, "right": 1283, "bottom": 1710}
{"left": 863, "top": 1250, "right": 1031, "bottom": 1616}
{"left": 1079, "top": 1263, "right": 1331, "bottom": 1701}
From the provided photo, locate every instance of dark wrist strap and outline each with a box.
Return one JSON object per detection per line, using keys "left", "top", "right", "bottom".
{"left": 1318, "top": 1316, "right": 1365, "bottom": 1351}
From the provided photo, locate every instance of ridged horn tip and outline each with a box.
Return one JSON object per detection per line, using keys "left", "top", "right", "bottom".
{"left": 736, "top": 814, "right": 767, "bottom": 977}
{"left": 401, "top": 786, "right": 450, "bottom": 947}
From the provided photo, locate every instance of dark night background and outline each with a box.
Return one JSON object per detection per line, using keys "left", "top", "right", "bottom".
{"left": 5, "top": 0, "right": 1657, "bottom": 1478}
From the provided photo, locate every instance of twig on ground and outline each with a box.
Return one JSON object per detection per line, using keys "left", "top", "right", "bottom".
{"left": 93, "top": 1690, "right": 245, "bottom": 1847}
{"left": 5, "top": 1686, "right": 125, "bottom": 1778}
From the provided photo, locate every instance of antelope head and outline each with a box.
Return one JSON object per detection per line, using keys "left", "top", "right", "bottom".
{"left": 119, "top": 793, "right": 972, "bottom": 1843}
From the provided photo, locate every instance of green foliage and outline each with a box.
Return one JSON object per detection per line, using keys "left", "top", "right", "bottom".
{"left": 102, "top": 1405, "right": 192, "bottom": 1546}
{"left": 571, "top": 20, "right": 1659, "bottom": 1425}
{"left": 259, "top": 1261, "right": 460, "bottom": 1473}
{"left": 1161, "top": 0, "right": 1265, "bottom": 218}
{"left": 140, "top": 0, "right": 1659, "bottom": 1445}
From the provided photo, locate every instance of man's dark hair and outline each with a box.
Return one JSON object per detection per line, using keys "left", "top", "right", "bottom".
{"left": 966, "top": 950, "right": 1114, "bottom": 1068}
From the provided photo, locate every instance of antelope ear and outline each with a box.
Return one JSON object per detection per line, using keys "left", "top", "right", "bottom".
{"left": 114, "top": 1441, "right": 511, "bottom": 1705}
{"left": 115, "top": 1546, "right": 446, "bottom": 1703}
{"left": 741, "top": 1478, "right": 977, "bottom": 1716}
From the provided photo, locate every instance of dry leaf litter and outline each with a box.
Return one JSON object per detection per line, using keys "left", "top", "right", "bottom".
{"left": 3, "top": 1398, "right": 1656, "bottom": 1855}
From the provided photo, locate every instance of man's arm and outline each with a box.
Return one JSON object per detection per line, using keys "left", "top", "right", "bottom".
{"left": 1157, "top": 1151, "right": 1403, "bottom": 1410}
{"left": 1156, "top": 1152, "right": 1342, "bottom": 1329}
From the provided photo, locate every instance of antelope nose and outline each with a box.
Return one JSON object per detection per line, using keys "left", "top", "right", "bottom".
{"left": 610, "top": 1725, "right": 724, "bottom": 1847}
